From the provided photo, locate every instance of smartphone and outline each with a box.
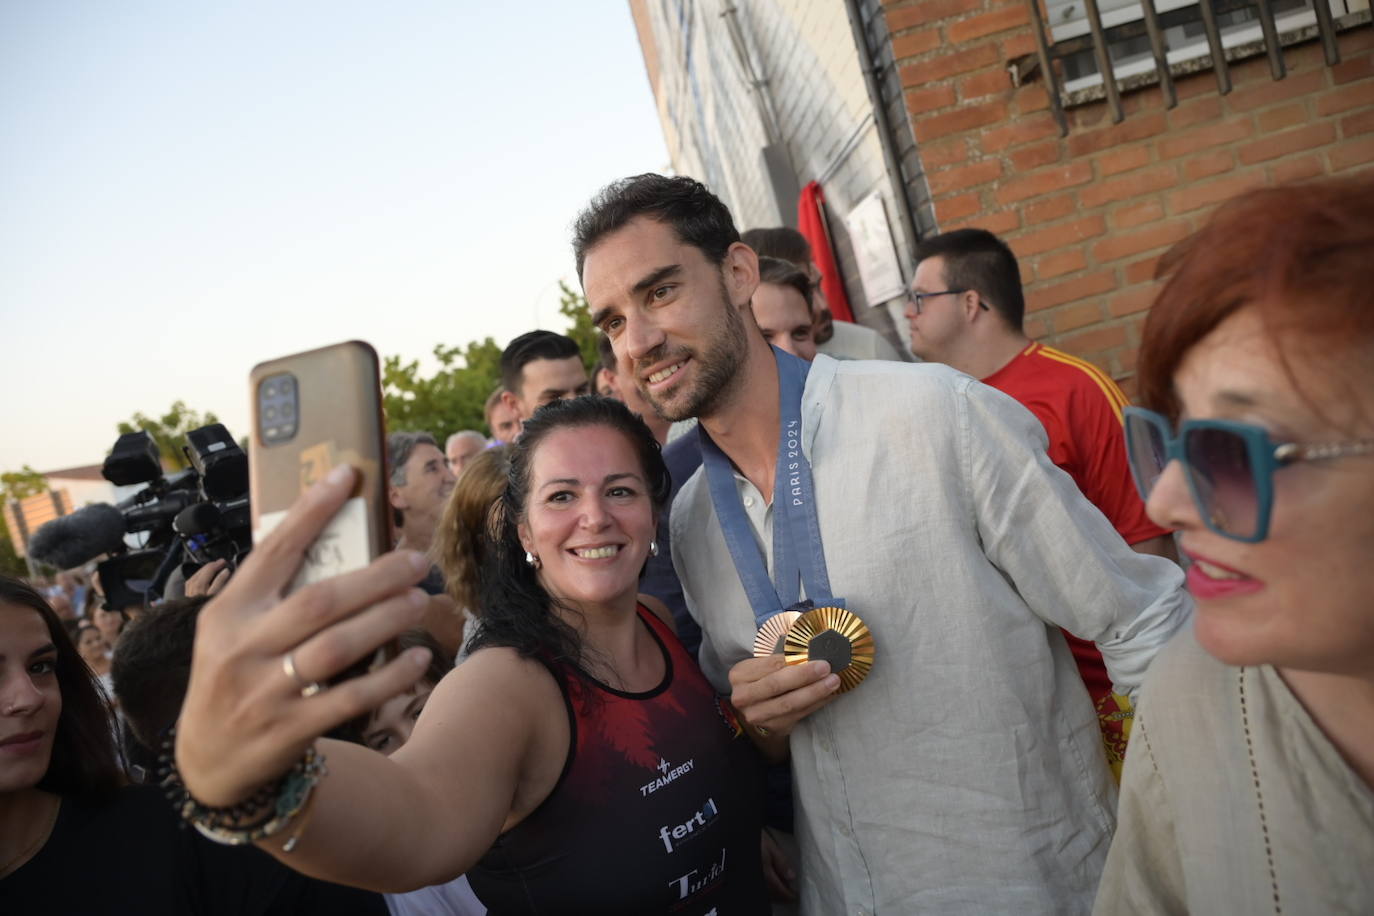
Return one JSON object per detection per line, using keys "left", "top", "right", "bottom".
{"left": 249, "top": 341, "right": 391, "bottom": 594}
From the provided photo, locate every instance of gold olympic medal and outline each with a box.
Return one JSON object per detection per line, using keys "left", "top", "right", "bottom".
{"left": 753, "top": 610, "right": 802, "bottom": 658}
{"left": 782, "top": 606, "right": 875, "bottom": 693}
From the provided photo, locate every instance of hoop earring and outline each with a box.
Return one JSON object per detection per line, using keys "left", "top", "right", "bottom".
{"left": 524, "top": 551, "right": 541, "bottom": 569}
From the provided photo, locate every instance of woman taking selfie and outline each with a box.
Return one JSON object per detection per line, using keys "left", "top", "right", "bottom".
{"left": 173, "top": 396, "right": 768, "bottom": 914}
{"left": 1094, "top": 177, "right": 1374, "bottom": 913}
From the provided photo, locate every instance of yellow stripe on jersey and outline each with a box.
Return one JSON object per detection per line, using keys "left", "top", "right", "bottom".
{"left": 1036, "top": 345, "right": 1129, "bottom": 423}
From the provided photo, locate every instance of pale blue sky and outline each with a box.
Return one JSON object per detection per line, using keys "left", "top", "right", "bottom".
{"left": 0, "top": 1, "right": 669, "bottom": 473}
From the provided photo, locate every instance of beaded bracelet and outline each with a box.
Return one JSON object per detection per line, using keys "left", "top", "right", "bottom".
{"left": 158, "top": 726, "right": 328, "bottom": 851}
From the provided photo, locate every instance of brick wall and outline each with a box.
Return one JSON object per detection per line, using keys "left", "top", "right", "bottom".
{"left": 884, "top": 0, "right": 1374, "bottom": 394}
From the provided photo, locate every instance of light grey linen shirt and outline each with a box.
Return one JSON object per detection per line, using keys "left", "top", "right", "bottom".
{"left": 670, "top": 356, "right": 1192, "bottom": 915}
{"left": 1094, "top": 629, "right": 1374, "bottom": 915}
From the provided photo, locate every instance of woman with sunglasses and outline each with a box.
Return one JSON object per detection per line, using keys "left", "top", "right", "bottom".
{"left": 1094, "top": 176, "right": 1374, "bottom": 914}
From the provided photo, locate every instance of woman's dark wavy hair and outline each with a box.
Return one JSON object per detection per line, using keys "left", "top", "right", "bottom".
{"left": 1, "top": 575, "right": 123, "bottom": 801}
{"left": 470, "top": 396, "right": 672, "bottom": 668}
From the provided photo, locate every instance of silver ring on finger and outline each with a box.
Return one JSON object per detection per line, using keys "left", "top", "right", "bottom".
{"left": 282, "top": 652, "right": 325, "bottom": 699}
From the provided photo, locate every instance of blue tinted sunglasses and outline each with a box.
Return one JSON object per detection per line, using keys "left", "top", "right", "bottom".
{"left": 1123, "top": 407, "right": 1374, "bottom": 543}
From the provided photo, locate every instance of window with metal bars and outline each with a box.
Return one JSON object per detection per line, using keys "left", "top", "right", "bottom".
{"left": 1014, "top": 0, "right": 1372, "bottom": 131}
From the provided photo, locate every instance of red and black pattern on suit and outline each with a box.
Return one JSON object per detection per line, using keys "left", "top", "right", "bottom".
{"left": 468, "top": 606, "right": 768, "bottom": 916}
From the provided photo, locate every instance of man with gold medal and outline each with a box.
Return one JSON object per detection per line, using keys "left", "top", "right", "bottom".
{"left": 576, "top": 175, "right": 1192, "bottom": 915}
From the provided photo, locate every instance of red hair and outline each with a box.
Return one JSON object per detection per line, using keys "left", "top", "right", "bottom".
{"left": 1138, "top": 175, "right": 1374, "bottom": 422}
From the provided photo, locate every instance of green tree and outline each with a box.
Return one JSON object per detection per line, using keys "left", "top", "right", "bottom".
{"left": 0, "top": 465, "right": 48, "bottom": 577}
{"left": 117, "top": 401, "right": 220, "bottom": 470}
{"left": 381, "top": 282, "right": 600, "bottom": 443}
{"left": 558, "top": 280, "right": 601, "bottom": 370}
{"left": 382, "top": 338, "right": 504, "bottom": 442}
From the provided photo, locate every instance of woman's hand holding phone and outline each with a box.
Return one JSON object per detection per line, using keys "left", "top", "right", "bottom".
{"left": 175, "top": 465, "right": 434, "bottom": 809}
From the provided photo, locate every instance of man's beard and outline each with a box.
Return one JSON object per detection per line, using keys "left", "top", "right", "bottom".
{"left": 635, "top": 284, "right": 749, "bottom": 423}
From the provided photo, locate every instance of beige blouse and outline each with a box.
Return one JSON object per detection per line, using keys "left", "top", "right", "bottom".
{"left": 1095, "top": 628, "right": 1374, "bottom": 914}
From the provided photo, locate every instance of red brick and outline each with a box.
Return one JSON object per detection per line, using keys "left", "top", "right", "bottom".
{"left": 1017, "top": 84, "right": 1050, "bottom": 113}
{"left": 1343, "top": 109, "right": 1374, "bottom": 138}
{"left": 1079, "top": 165, "right": 1178, "bottom": 209}
{"left": 1060, "top": 323, "right": 1129, "bottom": 354}
{"left": 960, "top": 68, "right": 1013, "bottom": 99}
{"left": 1237, "top": 122, "right": 1337, "bottom": 165}
{"left": 1226, "top": 70, "right": 1326, "bottom": 113}
{"left": 1112, "top": 198, "right": 1165, "bottom": 230}
{"left": 892, "top": 28, "right": 942, "bottom": 60}
{"left": 981, "top": 113, "right": 1060, "bottom": 152}
{"left": 1053, "top": 301, "right": 1104, "bottom": 333}
{"left": 1092, "top": 219, "right": 1192, "bottom": 263}
{"left": 1167, "top": 171, "right": 1267, "bottom": 214}
{"left": 1036, "top": 248, "right": 1088, "bottom": 280}
{"left": 1176, "top": 69, "right": 1227, "bottom": 101}
{"left": 1170, "top": 96, "right": 1223, "bottom": 130}
{"left": 1183, "top": 149, "right": 1234, "bottom": 181}
{"left": 1270, "top": 153, "right": 1326, "bottom": 184}
{"left": 1110, "top": 285, "right": 1156, "bottom": 317}
{"left": 1027, "top": 269, "right": 1116, "bottom": 311}
{"left": 900, "top": 42, "right": 1000, "bottom": 86}
{"left": 1002, "top": 32, "right": 1035, "bottom": 58}
{"left": 1330, "top": 53, "right": 1374, "bottom": 85}
{"left": 1158, "top": 118, "right": 1254, "bottom": 160}
{"left": 1337, "top": 28, "right": 1374, "bottom": 53}
{"left": 1124, "top": 255, "right": 1163, "bottom": 285}
{"left": 1331, "top": 135, "right": 1374, "bottom": 172}
{"left": 1025, "top": 316, "right": 1049, "bottom": 339}
{"left": 1024, "top": 192, "right": 1077, "bottom": 225}
{"left": 995, "top": 161, "right": 1094, "bottom": 205}
{"left": 1097, "top": 146, "right": 1150, "bottom": 177}
{"left": 1257, "top": 101, "right": 1310, "bottom": 132}
{"left": 947, "top": 5, "right": 1028, "bottom": 42}
{"left": 1067, "top": 112, "right": 1168, "bottom": 157}
{"left": 922, "top": 138, "right": 970, "bottom": 169}
{"left": 945, "top": 208, "right": 1021, "bottom": 234}
{"left": 906, "top": 85, "right": 958, "bottom": 113}
{"left": 936, "top": 192, "right": 982, "bottom": 221}
{"left": 1010, "top": 139, "right": 1062, "bottom": 171}
{"left": 1012, "top": 214, "right": 1108, "bottom": 257}
{"left": 1316, "top": 83, "right": 1374, "bottom": 117}
{"left": 915, "top": 99, "right": 1008, "bottom": 141}
{"left": 928, "top": 158, "right": 1004, "bottom": 195}
{"left": 886, "top": 0, "right": 981, "bottom": 31}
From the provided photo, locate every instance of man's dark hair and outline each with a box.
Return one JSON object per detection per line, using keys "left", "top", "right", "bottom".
{"left": 111, "top": 595, "right": 211, "bottom": 751}
{"left": 757, "top": 255, "right": 814, "bottom": 314}
{"left": 499, "top": 330, "right": 582, "bottom": 397}
{"left": 741, "top": 227, "right": 813, "bottom": 268}
{"left": 914, "top": 228, "right": 1026, "bottom": 331}
{"left": 572, "top": 174, "right": 740, "bottom": 281}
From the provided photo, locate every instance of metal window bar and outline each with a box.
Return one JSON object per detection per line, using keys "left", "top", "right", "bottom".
{"left": 1140, "top": 0, "right": 1178, "bottom": 108}
{"left": 1019, "top": 0, "right": 1370, "bottom": 127}
{"left": 1084, "top": 0, "right": 1127, "bottom": 120}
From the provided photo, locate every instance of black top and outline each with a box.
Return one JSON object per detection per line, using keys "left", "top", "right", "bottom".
{"left": 0, "top": 785, "right": 387, "bottom": 915}
{"left": 468, "top": 607, "right": 768, "bottom": 915}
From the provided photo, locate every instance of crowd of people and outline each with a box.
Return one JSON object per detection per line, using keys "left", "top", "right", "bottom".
{"left": 2, "top": 171, "right": 1371, "bottom": 915}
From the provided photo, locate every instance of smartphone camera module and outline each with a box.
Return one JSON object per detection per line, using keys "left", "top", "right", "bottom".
{"left": 259, "top": 372, "right": 299, "bottom": 444}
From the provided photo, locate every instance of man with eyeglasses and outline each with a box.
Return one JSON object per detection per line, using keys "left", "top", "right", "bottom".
{"left": 907, "top": 229, "right": 1177, "bottom": 764}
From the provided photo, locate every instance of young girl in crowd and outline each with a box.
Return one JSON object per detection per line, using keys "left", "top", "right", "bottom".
{"left": 173, "top": 396, "right": 769, "bottom": 914}
{"left": 0, "top": 578, "right": 388, "bottom": 913}
{"left": 1094, "top": 176, "right": 1374, "bottom": 912}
